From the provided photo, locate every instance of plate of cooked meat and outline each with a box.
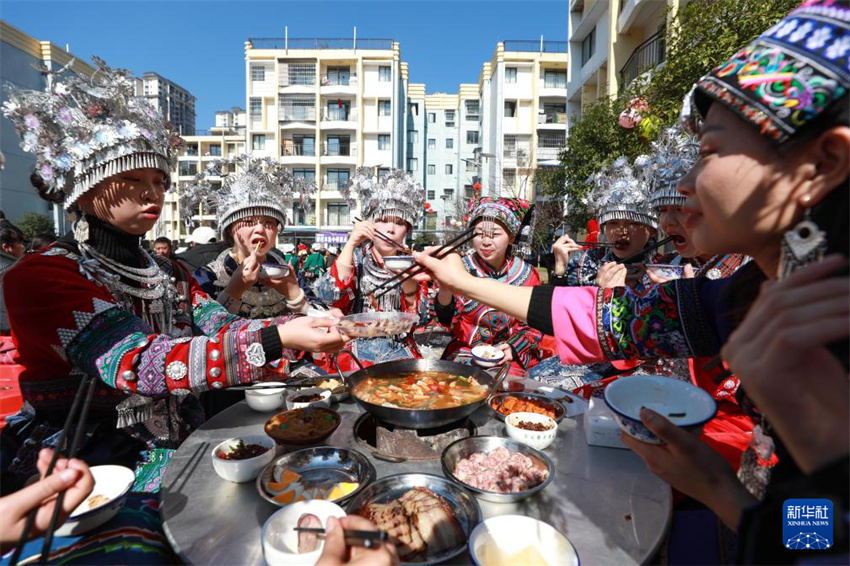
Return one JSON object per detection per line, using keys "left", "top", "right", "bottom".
{"left": 346, "top": 473, "right": 481, "bottom": 565}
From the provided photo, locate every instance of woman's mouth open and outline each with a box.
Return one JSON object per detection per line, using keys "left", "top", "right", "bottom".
{"left": 614, "top": 238, "right": 630, "bottom": 251}
{"left": 141, "top": 206, "right": 161, "bottom": 219}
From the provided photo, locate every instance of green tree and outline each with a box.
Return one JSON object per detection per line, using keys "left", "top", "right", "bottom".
{"left": 16, "top": 212, "right": 55, "bottom": 240}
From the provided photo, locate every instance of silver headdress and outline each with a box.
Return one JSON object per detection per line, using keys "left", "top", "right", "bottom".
{"left": 181, "top": 154, "right": 316, "bottom": 236}
{"left": 642, "top": 126, "right": 699, "bottom": 211}
{"left": 583, "top": 156, "right": 658, "bottom": 229}
{"left": 2, "top": 56, "right": 180, "bottom": 210}
{"left": 342, "top": 167, "right": 425, "bottom": 227}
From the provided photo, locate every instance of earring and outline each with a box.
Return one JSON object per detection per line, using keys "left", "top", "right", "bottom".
{"left": 779, "top": 208, "right": 827, "bottom": 280}
{"left": 74, "top": 213, "right": 90, "bottom": 243}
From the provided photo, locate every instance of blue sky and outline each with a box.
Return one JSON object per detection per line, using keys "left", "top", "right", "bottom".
{"left": 1, "top": 0, "right": 568, "bottom": 129}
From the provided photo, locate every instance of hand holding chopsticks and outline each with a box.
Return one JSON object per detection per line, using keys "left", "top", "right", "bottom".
{"left": 311, "top": 516, "right": 399, "bottom": 563}
{"left": 353, "top": 218, "right": 411, "bottom": 254}
{"left": 293, "top": 526, "right": 390, "bottom": 549}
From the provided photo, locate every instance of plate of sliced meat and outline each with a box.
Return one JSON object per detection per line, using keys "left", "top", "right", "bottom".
{"left": 346, "top": 473, "right": 481, "bottom": 565}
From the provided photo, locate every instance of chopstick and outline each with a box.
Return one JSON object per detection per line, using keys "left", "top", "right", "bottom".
{"left": 703, "top": 354, "right": 735, "bottom": 384}
{"left": 253, "top": 242, "right": 261, "bottom": 254}
{"left": 616, "top": 235, "right": 675, "bottom": 265}
{"left": 293, "top": 527, "right": 389, "bottom": 548}
{"left": 230, "top": 380, "right": 319, "bottom": 391}
{"left": 10, "top": 374, "right": 97, "bottom": 566}
{"left": 353, "top": 217, "right": 411, "bottom": 254}
{"left": 577, "top": 241, "right": 617, "bottom": 248}
{"left": 372, "top": 226, "right": 478, "bottom": 300}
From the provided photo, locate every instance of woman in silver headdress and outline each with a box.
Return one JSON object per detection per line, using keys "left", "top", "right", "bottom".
{"left": 314, "top": 167, "right": 426, "bottom": 370}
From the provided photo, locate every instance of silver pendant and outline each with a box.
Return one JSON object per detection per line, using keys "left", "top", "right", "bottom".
{"left": 779, "top": 218, "right": 827, "bottom": 280}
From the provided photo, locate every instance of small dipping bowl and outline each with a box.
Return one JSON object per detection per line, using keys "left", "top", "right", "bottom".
{"left": 211, "top": 434, "right": 276, "bottom": 483}
{"left": 645, "top": 264, "right": 685, "bottom": 280}
{"left": 245, "top": 381, "right": 286, "bottom": 412}
{"left": 262, "top": 500, "right": 347, "bottom": 566}
{"left": 505, "top": 412, "right": 558, "bottom": 450}
{"left": 382, "top": 255, "right": 415, "bottom": 272}
{"left": 286, "top": 387, "right": 333, "bottom": 410}
{"left": 55, "top": 465, "right": 135, "bottom": 537}
{"left": 470, "top": 345, "right": 505, "bottom": 368}
{"left": 469, "top": 515, "right": 579, "bottom": 566}
{"left": 604, "top": 374, "right": 717, "bottom": 445}
{"left": 260, "top": 263, "right": 291, "bottom": 279}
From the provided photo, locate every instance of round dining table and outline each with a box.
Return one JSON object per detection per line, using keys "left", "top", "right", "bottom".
{"left": 160, "top": 398, "right": 671, "bottom": 565}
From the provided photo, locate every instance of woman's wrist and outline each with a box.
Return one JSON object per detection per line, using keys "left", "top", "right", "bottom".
{"left": 218, "top": 290, "right": 243, "bottom": 313}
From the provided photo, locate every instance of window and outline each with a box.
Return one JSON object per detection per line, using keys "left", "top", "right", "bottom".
{"left": 409, "top": 130, "right": 418, "bottom": 144}
{"left": 465, "top": 160, "right": 477, "bottom": 172}
{"left": 325, "top": 168, "right": 350, "bottom": 190}
{"left": 446, "top": 138, "right": 454, "bottom": 149}
{"left": 504, "top": 101, "right": 517, "bottom": 118}
{"left": 326, "top": 66, "right": 350, "bottom": 86}
{"left": 226, "top": 143, "right": 238, "bottom": 155}
{"left": 465, "top": 100, "right": 479, "bottom": 120}
{"left": 544, "top": 70, "right": 567, "bottom": 88}
{"left": 279, "top": 96, "right": 316, "bottom": 121}
{"left": 291, "top": 134, "right": 315, "bottom": 156}
{"left": 409, "top": 102, "right": 419, "bottom": 116}
{"left": 425, "top": 215, "right": 437, "bottom": 230}
{"left": 378, "top": 99, "right": 391, "bottom": 116}
{"left": 505, "top": 67, "right": 518, "bottom": 83}
{"left": 427, "top": 190, "right": 436, "bottom": 200}
{"left": 503, "top": 168, "right": 516, "bottom": 189}
{"left": 292, "top": 168, "right": 316, "bottom": 183}
{"left": 378, "top": 135, "right": 390, "bottom": 151}
{"left": 326, "top": 135, "right": 351, "bottom": 156}
{"left": 185, "top": 144, "right": 198, "bottom": 156}
{"left": 408, "top": 157, "right": 418, "bottom": 171}
{"left": 178, "top": 162, "right": 197, "bottom": 176}
{"left": 428, "top": 113, "right": 436, "bottom": 123}
{"left": 445, "top": 164, "right": 453, "bottom": 175}
{"left": 581, "top": 28, "right": 596, "bottom": 66}
{"left": 378, "top": 66, "right": 391, "bottom": 82}
{"left": 466, "top": 130, "right": 479, "bottom": 144}
{"left": 251, "top": 65, "right": 265, "bottom": 82}
{"left": 289, "top": 63, "right": 316, "bottom": 86}
{"left": 326, "top": 100, "right": 351, "bottom": 121}
{"left": 428, "top": 164, "right": 436, "bottom": 175}
{"left": 293, "top": 203, "right": 306, "bottom": 225}
{"left": 428, "top": 138, "right": 436, "bottom": 149}
{"left": 208, "top": 144, "right": 222, "bottom": 156}
{"left": 249, "top": 98, "right": 262, "bottom": 118}
{"left": 465, "top": 185, "right": 475, "bottom": 199}
{"left": 443, "top": 188, "right": 454, "bottom": 198}
{"left": 377, "top": 168, "right": 390, "bottom": 180}
{"left": 445, "top": 110, "right": 455, "bottom": 126}
{"left": 252, "top": 135, "right": 266, "bottom": 151}
{"left": 327, "top": 202, "right": 351, "bottom": 225}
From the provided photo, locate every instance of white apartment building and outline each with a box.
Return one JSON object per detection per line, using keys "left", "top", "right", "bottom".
{"left": 243, "top": 35, "right": 407, "bottom": 235}
{"left": 142, "top": 72, "right": 197, "bottom": 136}
{"left": 567, "top": 0, "right": 679, "bottom": 124}
{"left": 478, "top": 41, "right": 568, "bottom": 200}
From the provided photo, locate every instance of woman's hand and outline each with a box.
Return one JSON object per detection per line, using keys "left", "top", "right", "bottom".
{"left": 722, "top": 255, "right": 850, "bottom": 474}
{"left": 348, "top": 221, "right": 375, "bottom": 249}
{"left": 317, "top": 515, "right": 399, "bottom": 566}
{"left": 552, "top": 235, "right": 583, "bottom": 275}
{"left": 226, "top": 251, "right": 261, "bottom": 298}
{"left": 265, "top": 263, "right": 302, "bottom": 301}
{"left": 413, "top": 248, "right": 470, "bottom": 297}
{"left": 646, "top": 263, "right": 694, "bottom": 285}
{"left": 621, "top": 408, "right": 756, "bottom": 529}
{"left": 494, "top": 343, "right": 514, "bottom": 364}
{"left": 278, "top": 315, "right": 348, "bottom": 353}
{"left": 595, "top": 262, "right": 628, "bottom": 288}
{"left": 0, "top": 449, "right": 94, "bottom": 552}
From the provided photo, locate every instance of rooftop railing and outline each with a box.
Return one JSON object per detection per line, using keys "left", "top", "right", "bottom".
{"left": 248, "top": 38, "right": 393, "bottom": 50}
{"left": 503, "top": 40, "right": 568, "bottom": 53}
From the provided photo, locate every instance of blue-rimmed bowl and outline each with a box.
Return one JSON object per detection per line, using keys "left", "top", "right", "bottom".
{"left": 645, "top": 264, "right": 685, "bottom": 280}
{"left": 604, "top": 374, "right": 717, "bottom": 445}
{"left": 470, "top": 345, "right": 505, "bottom": 368}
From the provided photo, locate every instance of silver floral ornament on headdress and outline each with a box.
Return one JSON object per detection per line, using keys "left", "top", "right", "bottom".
{"left": 180, "top": 153, "right": 316, "bottom": 236}
{"left": 640, "top": 126, "right": 699, "bottom": 211}
{"left": 582, "top": 156, "right": 658, "bottom": 229}
{"left": 341, "top": 167, "right": 425, "bottom": 227}
{"left": 2, "top": 56, "right": 181, "bottom": 209}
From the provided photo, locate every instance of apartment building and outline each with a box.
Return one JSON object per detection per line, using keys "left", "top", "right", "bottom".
{"left": 0, "top": 21, "right": 100, "bottom": 235}
{"left": 478, "top": 40, "right": 568, "bottom": 200}
{"left": 142, "top": 72, "right": 197, "bottom": 136}
{"left": 567, "top": 0, "right": 681, "bottom": 124}
{"left": 243, "top": 35, "right": 407, "bottom": 233}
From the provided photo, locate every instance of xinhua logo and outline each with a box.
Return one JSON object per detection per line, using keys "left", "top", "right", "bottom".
{"left": 783, "top": 499, "right": 833, "bottom": 550}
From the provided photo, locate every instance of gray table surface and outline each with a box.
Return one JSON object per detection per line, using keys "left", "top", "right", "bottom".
{"left": 160, "top": 400, "right": 672, "bottom": 565}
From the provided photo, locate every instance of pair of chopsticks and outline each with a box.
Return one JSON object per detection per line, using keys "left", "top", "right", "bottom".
{"left": 293, "top": 527, "right": 389, "bottom": 549}
{"left": 10, "top": 375, "right": 98, "bottom": 565}
{"left": 353, "top": 217, "right": 411, "bottom": 254}
{"left": 371, "top": 226, "right": 478, "bottom": 300}
{"left": 616, "top": 235, "right": 675, "bottom": 264}
{"left": 577, "top": 241, "right": 617, "bottom": 248}
{"left": 230, "top": 379, "right": 322, "bottom": 391}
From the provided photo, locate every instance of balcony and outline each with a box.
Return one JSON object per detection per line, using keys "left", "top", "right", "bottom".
{"left": 320, "top": 75, "right": 357, "bottom": 95}
{"left": 278, "top": 107, "right": 317, "bottom": 124}
{"left": 537, "top": 111, "right": 567, "bottom": 127}
{"left": 321, "top": 107, "right": 357, "bottom": 129}
{"left": 537, "top": 147, "right": 564, "bottom": 161}
{"left": 620, "top": 29, "right": 665, "bottom": 89}
{"left": 281, "top": 140, "right": 317, "bottom": 164}
{"left": 321, "top": 141, "right": 357, "bottom": 165}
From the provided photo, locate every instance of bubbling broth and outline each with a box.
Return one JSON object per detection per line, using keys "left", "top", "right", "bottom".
{"left": 352, "top": 372, "right": 489, "bottom": 410}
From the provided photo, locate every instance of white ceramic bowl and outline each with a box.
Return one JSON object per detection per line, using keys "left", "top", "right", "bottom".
{"left": 383, "top": 255, "right": 414, "bottom": 271}
{"left": 245, "top": 382, "right": 286, "bottom": 412}
{"left": 261, "top": 500, "right": 347, "bottom": 566}
{"left": 470, "top": 345, "right": 504, "bottom": 368}
{"left": 604, "top": 374, "right": 717, "bottom": 445}
{"left": 54, "top": 465, "right": 135, "bottom": 537}
{"left": 211, "top": 435, "right": 276, "bottom": 483}
{"left": 285, "top": 387, "right": 333, "bottom": 410}
{"left": 469, "top": 515, "right": 579, "bottom": 566}
{"left": 645, "top": 264, "right": 685, "bottom": 280}
{"left": 505, "top": 412, "right": 558, "bottom": 450}
{"left": 260, "top": 263, "right": 291, "bottom": 279}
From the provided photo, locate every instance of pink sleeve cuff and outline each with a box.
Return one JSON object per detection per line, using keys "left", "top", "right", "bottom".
{"left": 551, "top": 286, "right": 605, "bottom": 364}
